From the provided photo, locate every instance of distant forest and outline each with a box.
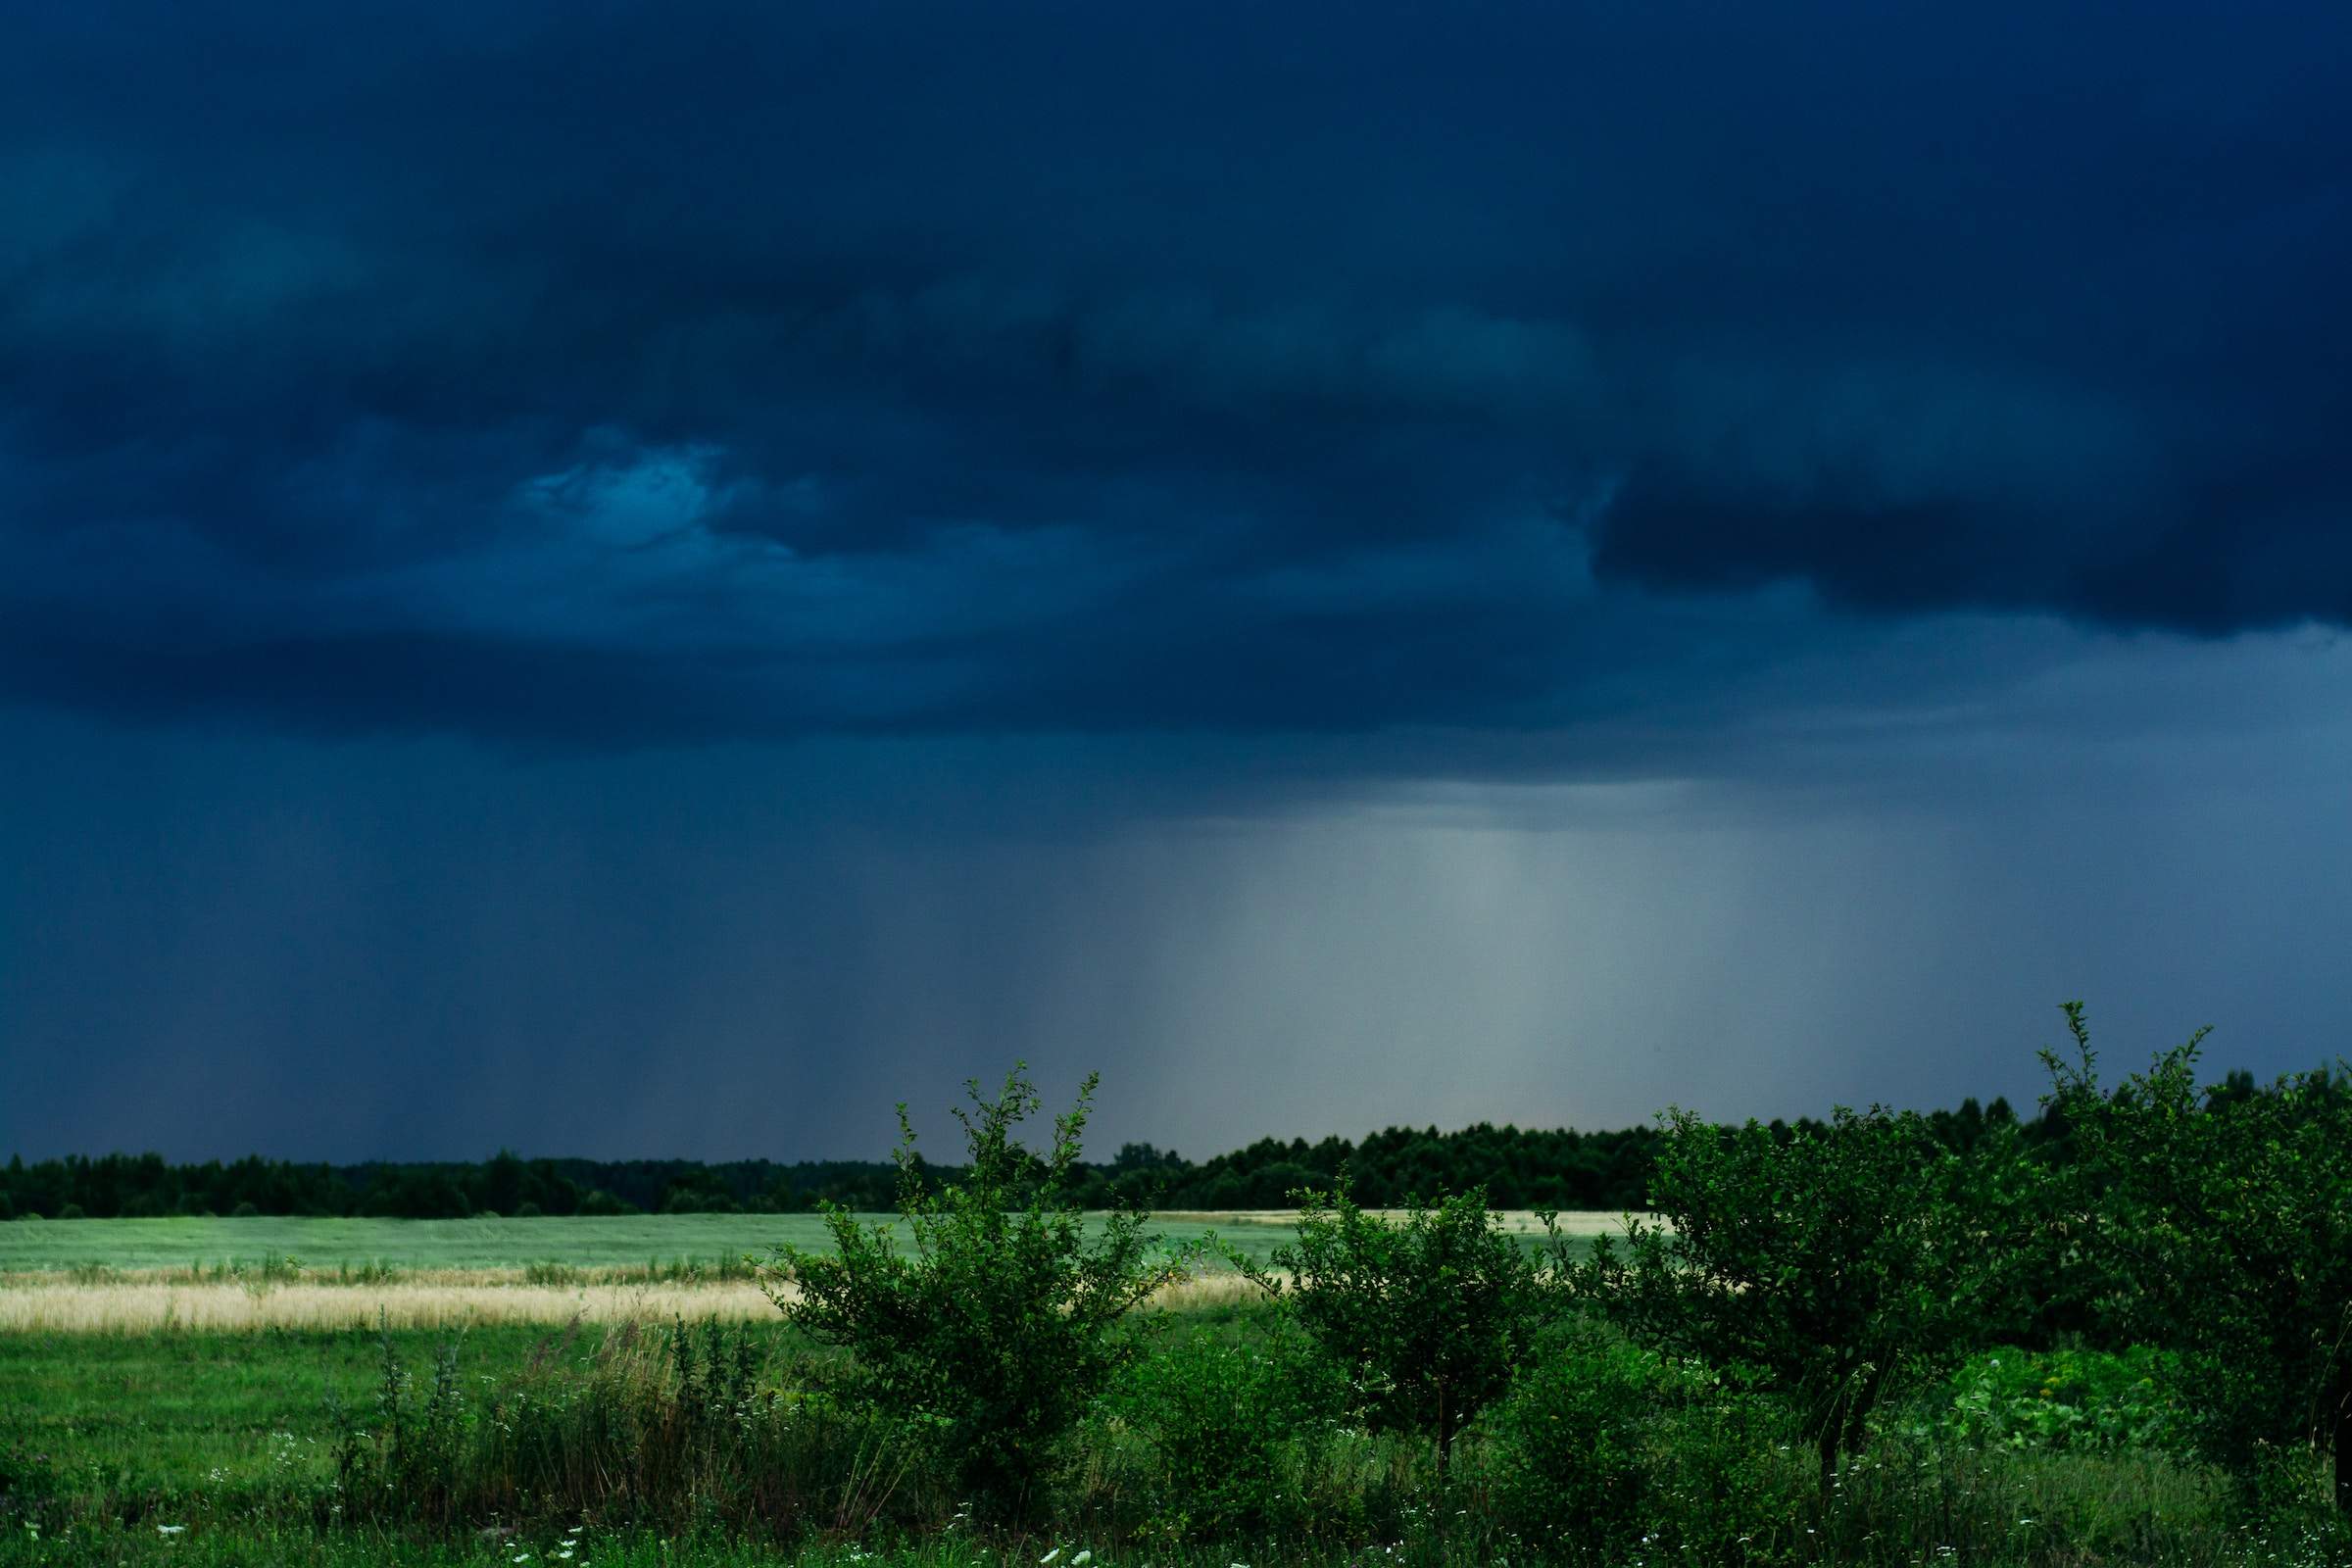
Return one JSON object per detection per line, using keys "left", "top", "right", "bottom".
{"left": 0, "top": 1091, "right": 2080, "bottom": 1221}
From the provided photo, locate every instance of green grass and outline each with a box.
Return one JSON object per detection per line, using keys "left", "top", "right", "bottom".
{"left": 0, "top": 1323, "right": 708, "bottom": 1494}
{"left": 0, "top": 1215, "right": 1307, "bottom": 1275}
{"left": 7, "top": 1317, "right": 2350, "bottom": 1568}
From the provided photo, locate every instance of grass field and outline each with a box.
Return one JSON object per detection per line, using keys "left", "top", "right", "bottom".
{"left": 0, "top": 1323, "right": 603, "bottom": 1493}
{"left": 0, "top": 1213, "right": 1604, "bottom": 1332}
{"left": 2, "top": 1311, "right": 2329, "bottom": 1568}
{"left": 0, "top": 1210, "right": 1612, "bottom": 1277}
{"left": 0, "top": 1214, "right": 930, "bottom": 1273}
{"left": 20, "top": 1211, "right": 2321, "bottom": 1567}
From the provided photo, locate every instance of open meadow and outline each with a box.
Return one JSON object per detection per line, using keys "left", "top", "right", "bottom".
{"left": 0, "top": 1209, "right": 1624, "bottom": 1275}
{"left": 0, "top": 1287, "right": 2331, "bottom": 1568}
{"left": 0, "top": 1211, "right": 1612, "bottom": 1331}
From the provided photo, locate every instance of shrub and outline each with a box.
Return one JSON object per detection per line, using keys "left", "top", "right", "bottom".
{"left": 765, "top": 1064, "right": 1196, "bottom": 1522}
{"left": 2042, "top": 1003, "right": 2352, "bottom": 1511}
{"left": 1642, "top": 1380, "right": 1809, "bottom": 1559}
{"left": 55, "top": 1202, "right": 84, "bottom": 1220}
{"left": 1485, "top": 1320, "right": 1810, "bottom": 1561}
{"left": 1487, "top": 1320, "right": 1660, "bottom": 1556}
{"left": 228, "top": 1200, "right": 260, "bottom": 1218}
{"left": 1583, "top": 1103, "right": 1990, "bottom": 1494}
{"left": 1921, "top": 1346, "right": 2191, "bottom": 1454}
{"left": 1114, "top": 1328, "right": 1323, "bottom": 1539}
{"left": 1250, "top": 1182, "right": 1570, "bottom": 1476}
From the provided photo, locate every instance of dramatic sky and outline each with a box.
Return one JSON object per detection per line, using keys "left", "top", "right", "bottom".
{"left": 4, "top": 2, "right": 2349, "bottom": 1162}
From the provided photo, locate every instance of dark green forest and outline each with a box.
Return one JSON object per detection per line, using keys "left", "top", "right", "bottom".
{"left": 3, "top": 1089, "right": 2053, "bottom": 1221}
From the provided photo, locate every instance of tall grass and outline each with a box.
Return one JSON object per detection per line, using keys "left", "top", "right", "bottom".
{"left": 324, "top": 1317, "right": 940, "bottom": 1539}
{"left": 0, "top": 1281, "right": 785, "bottom": 1332}
{"left": 9, "top": 1305, "right": 2351, "bottom": 1566}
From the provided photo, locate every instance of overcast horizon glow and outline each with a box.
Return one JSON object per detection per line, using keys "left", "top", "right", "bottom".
{"left": 3, "top": 2, "right": 2348, "bottom": 1162}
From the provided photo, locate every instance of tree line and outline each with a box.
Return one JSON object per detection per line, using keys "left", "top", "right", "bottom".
{"left": 0, "top": 1096, "right": 2037, "bottom": 1222}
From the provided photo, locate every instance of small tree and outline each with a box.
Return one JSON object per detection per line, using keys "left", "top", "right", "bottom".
{"left": 1248, "top": 1182, "right": 1570, "bottom": 1476}
{"left": 1583, "top": 1103, "right": 1990, "bottom": 1494}
{"left": 763, "top": 1064, "right": 1192, "bottom": 1521}
{"left": 2042, "top": 1003, "right": 2352, "bottom": 1511}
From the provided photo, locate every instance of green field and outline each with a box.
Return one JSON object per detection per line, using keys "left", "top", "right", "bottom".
{"left": 3, "top": 1217, "right": 2339, "bottom": 1568}
{"left": 0, "top": 1323, "right": 629, "bottom": 1494}
{"left": 0, "top": 1213, "right": 1309, "bottom": 1274}
{"left": 0, "top": 1314, "right": 2313, "bottom": 1568}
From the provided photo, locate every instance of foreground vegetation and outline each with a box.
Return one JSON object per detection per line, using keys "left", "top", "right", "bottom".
{"left": 2, "top": 1309, "right": 2342, "bottom": 1567}
{"left": 6, "top": 1006, "right": 2350, "bottom": 1565}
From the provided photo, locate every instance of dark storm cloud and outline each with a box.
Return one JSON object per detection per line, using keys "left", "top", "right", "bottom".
{"left": 3, "top": 1, "right": 2349, "bottom": 741}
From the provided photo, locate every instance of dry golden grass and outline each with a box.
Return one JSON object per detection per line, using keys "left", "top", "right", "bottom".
{"left": 0, "top": 1280, "right": 784, "bottom": 1332}
{"left": 0, "top": 1265, "right": 1267, "bottom": 1333}
{"left": 1159, "top": 1206, "right": 1643, "bottom": 1236}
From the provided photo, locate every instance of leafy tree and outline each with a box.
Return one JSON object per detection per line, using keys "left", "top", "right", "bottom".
{"left": 763, "top": 1064, "right": 1193, "bottom": 1521}
{"left": 1583, "top": 1103, "right": 1996, "bottom": 1494}
{"left": 2042, "top": 1003, "right": 2352, "bottom": 1511}
{"left": 1248, "top": 1181, "right": 1570, "bottom": 1476}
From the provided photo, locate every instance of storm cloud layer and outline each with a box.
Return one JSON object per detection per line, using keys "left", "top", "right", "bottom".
{"left": 6, "top": 2, "right": 2348, "bottom": 745}
{"left": 5, "top": 4, "right": 2351, "bottom": 1161}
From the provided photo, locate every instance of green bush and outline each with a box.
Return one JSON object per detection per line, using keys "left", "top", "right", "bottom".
{"left": 1114, "top": 1331, "right": 1301, "bottom": 1538}
{"left": 2042, "top": 1004, "right": 2352, "bottom": 1511}
{"left": 1921, "top": 1346, "right": 2190, "bottom": 1454}
{"left": 766, "top": 1064, "right": 1197, "bottom": 1522}
{"left": 228, "top": 1200, "right": 260, "bottom": 1218}
{"left": 1250, "top": 1182, "right": 1571, "bottom": 1478}
{"left": 1642, "top": 1383, "right": 1810, "bottom": 1560}
{"left": 1486, "top": 1320, "right": 1661, "bottom": 1556}
{"left": 1486, "top": 1322, "right": 1809, "bottom": 1562}
{"left": 1585, "top": 1103, "right": 1993, "bottom": 1494}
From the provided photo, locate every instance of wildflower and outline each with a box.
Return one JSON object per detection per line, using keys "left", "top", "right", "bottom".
{"left": 1072, "top": 1554, "right": 1094, "bottom": 1567}
{"left": 1042, "top": 1548, "right": 1061, "bottom": 1565}
{"left": 158, "top": 1525, "right": 187, "bottom": 1536}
